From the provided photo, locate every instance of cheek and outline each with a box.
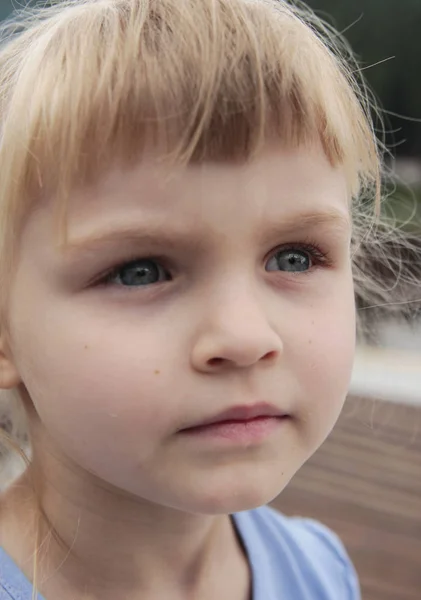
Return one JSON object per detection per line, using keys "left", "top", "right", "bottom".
{"left": 307, "top": 305, "right": 355, "bottom": 384}
{"left": 10, "top": 297, "right": 183, "bottom": 471}
{"left": 290, "top": 280, "right": 356, "bottom": 445}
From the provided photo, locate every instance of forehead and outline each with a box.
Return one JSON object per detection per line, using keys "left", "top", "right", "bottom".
{"left": 63, "top": 144, "right": 349, "bottom": 235}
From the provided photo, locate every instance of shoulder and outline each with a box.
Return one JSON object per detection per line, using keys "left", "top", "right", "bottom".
{"left": 233, "top": 505, "right": 361, "bottom": 600}
{"left": 0, "top": 547, "right": 37, "bottom": 600}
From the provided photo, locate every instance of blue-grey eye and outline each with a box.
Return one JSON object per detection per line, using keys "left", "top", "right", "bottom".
{"left": 266, "top": 249, "right": 311, "bottom": 273}
{"left": 110, "top": 259, "right": 168, "bottom": 287}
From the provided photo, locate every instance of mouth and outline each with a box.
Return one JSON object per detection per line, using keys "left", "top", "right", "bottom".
{"left": 178, "top": 402, "right": 290, "bottom": 444}
{"left": 180, "top": 402, "right": 288, "bottom": 430}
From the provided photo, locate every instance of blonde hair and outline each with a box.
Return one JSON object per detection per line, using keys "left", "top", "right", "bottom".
{"left": 0, "top": 0, "right": 416, "bottom": 594}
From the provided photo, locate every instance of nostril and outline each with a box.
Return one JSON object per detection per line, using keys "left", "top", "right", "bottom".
{"left": 208, "top": 357, "right": 224, "bottom": 367}
{"left": 263, "top": 350, "right": 278, "bottom": 361}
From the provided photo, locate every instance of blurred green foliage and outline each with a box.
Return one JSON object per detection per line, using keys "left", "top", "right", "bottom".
{"left": 0, "top": 1, "right": 12, "bottom": 22}
{"left": 305, "top": 1, "right": 421, "bottom": 229}
{"left": 384, "top": 185, "right": 421, "bottom": 232}
{"left": 307, "top": 0, "right": 421, "bottom": 158}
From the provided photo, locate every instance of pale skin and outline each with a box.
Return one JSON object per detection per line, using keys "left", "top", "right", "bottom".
{"left": 0, "top": 144, "right": 355, "bottom": 600}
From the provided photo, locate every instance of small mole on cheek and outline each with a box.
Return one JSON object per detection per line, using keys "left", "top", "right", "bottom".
{"left": 154, "top": 370, "right": 161, "bottom": 375}
{"left": 84, "top": 345, "right": 89, "bottom": 350}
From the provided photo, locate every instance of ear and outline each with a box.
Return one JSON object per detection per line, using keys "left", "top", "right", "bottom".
{"left": 0, "top": 334, "right": 22, "bottom": 390}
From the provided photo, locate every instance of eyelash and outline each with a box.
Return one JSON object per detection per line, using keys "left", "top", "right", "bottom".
{"left": 93, "top": 240, "right": 331, "bottom": 289}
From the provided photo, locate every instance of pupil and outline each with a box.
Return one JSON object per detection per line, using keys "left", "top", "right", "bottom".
{"left": 121, "top": 261, "right": 159, "bottom": 286}
{"left": 280, "top": 251, "right": 309, "bottom": 272}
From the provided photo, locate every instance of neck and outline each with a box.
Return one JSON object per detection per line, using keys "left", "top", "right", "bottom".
{"left": 0, "top": 448, "right": 250, "bottom": 600}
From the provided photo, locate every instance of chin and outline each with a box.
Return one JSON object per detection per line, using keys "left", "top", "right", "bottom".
{"left": 186, "top": 477, "right": 289, "bottom": 516}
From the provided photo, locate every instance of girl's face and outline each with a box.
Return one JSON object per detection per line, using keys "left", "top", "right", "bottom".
{"left": 6, "top": 144, "right": 355, "bottom": 514}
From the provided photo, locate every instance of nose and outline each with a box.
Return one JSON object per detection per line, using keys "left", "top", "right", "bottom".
{"left": 190, "top": 288, "right": 283, "bottom": 373}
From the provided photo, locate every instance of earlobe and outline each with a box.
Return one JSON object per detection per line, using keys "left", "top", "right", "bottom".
{"left": 0, "top": 337, "right": 21, "bottom": 390}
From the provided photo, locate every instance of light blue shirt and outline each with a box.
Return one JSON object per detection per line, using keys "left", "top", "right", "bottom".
{"left": 0, "top": 505, "right": 360, "bottom": 599}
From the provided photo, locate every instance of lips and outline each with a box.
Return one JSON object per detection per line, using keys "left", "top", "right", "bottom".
{"left": 180, "top": 402, "right": 288, "bottom": 431}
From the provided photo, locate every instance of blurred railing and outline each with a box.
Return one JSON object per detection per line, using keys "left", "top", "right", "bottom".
{"left": 351, "top": 345, "right": 421, "bottom": 406}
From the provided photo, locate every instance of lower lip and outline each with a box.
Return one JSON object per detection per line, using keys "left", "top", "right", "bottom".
{"left": 179, "top": 416, "right": 287, "bottom": 444}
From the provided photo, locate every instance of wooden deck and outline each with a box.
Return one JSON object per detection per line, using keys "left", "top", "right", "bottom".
{"left": 273, "top": 396, "right": 421, "bottom": 600}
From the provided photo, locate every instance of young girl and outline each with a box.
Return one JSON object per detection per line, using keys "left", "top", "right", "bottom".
{"left": 0, "top": 0, "right": 387, "bottom": 598}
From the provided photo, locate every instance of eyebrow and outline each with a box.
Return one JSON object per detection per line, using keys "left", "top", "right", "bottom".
{"left": 61, "top": 208, "right": 350, "bottom": 256}
{"left": 61, "top": 227, "right": 196, "bottom": 256}
{"left": 262, "top": 208, "right": 351, "bottom": 241}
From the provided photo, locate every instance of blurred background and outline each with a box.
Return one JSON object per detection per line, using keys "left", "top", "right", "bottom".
{"left": 307, "top": 0, "right": 421, "bottom": 223}
{"left": 0, "top": 1, "right": 420, "bottom": 599}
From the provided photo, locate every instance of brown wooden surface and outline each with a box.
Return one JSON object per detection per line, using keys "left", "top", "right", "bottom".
{"left": 272, "top": 396, "right": 421, "bottom": 600}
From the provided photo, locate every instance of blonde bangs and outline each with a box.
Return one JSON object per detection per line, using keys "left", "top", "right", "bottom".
{"left": 0, "top": 0, "right": 379, "bottom": 190}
